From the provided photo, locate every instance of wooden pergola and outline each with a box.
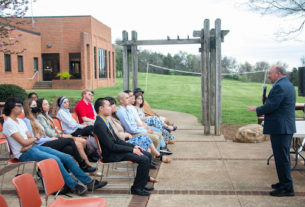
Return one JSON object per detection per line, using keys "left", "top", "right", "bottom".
{"left": 116, "top": 19, "right": 229, "bottom": 135}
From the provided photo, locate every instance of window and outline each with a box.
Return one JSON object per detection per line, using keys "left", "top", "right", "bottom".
{"left": 69, "top": 53, "right": 81, "bottom": 79}
{"left": 34, "top": 57, "right": 38, "bottom": 73}
{"left": 4, "top": 54, "right": 11, "bottom": 72}
{"left": 108, "top": 51, "right": 111, "bottom": 78}
{"left": 98, "top": 48, "right": 107, "bottom": 78}
{"left": 94, "top": 47, "right": 97, "bottom": 79}
{"left": 18, "top": 56, "right": 23, "bottom": 72}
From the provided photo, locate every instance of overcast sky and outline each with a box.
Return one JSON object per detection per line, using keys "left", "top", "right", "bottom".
{"left": 27, "top": 0, "right": 305, "bottom": 69}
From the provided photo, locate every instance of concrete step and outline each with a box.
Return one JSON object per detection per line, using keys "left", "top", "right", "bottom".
{"left": 32, "top": 81, "right": 52, "bottom": 89}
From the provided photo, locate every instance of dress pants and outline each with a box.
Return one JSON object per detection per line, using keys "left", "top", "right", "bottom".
{"left": 270, "top": 134, "right": 294, "bottom": 191}
{"left": 120, "top": 151, "right": 151, "bottom": 189}
{"left": 42, "top": 138, "right": 83, "bottom": 164}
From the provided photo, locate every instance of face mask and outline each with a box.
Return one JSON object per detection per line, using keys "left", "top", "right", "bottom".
{"left": 31, "top": 106, "right": 40, "bottom": 114}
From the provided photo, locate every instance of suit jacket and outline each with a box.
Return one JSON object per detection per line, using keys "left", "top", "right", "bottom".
{"left": 256, "top": 77, "right": 296, "bottom": 135}
{"left": 93, "top": 116, "right": 134, "bottom": 162}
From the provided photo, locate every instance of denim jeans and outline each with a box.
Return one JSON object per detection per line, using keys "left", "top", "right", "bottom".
{"left": 19, "top": 145, "right": 91, "bottom": 189}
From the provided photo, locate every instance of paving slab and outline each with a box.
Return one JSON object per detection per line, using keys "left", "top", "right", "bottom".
{"left": 155, "top": 160, "right": 234, "bottom": 191}
{"left": 147, "top": 195, "right": 241, "bottom": 207}
{"left": 238, "top": 195, "right": 305, "bottom": 207}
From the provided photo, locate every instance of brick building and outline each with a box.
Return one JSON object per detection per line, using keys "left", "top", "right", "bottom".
{"left": 0, "top": 16, "right": 116, "bottom": 90}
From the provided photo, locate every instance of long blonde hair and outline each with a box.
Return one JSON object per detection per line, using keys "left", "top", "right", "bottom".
{"left": 23, "top": 99, "right": 45, "bottom": 138}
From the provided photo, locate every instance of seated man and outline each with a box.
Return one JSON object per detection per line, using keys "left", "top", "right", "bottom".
{"left": 116, "top": 92, "right": 163, "bottom": 151}
{"left": 93, "top": 98, "right": 154, "bottom": 196}
{"left": 74, "top": 89, "right": 96, "bottom": 125}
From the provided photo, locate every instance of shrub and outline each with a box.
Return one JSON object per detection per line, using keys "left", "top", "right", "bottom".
{"left": 0, "top": 84, "right": 28, "bottom": 102}
{"left": 56, "top": 72, "right": 72, "bottom": 80}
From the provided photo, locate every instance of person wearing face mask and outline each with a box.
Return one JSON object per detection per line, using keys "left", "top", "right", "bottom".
{"left": 56, "top": 96, "right": 94, "bottom": 137}
{"left": 24, "top": 98, "right": 96, "bottom": 173}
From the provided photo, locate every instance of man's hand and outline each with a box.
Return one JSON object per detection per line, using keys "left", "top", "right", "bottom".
{"left": 134, "top": 145, "right": 144, "bottom": 151}
{"left": 247, "top": 106, "right": 257, "bottom": 111}
{"left": 147, "top": 128, "right": 154, "bottom": 134}
{"left": 133, "top": 148, "right": 143, "bottom": 156}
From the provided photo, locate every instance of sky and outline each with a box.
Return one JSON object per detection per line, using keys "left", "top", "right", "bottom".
{"left": 26, "top": 0, "right": 305, "bottom": 69}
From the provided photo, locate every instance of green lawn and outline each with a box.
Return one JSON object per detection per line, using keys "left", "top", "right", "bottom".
{"left": 30, "top": 73, "right": 305, "bottom": 124}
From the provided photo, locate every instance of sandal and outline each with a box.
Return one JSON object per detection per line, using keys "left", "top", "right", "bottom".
{"left": 149, "top": 176, "right": 158, "bottom": 183}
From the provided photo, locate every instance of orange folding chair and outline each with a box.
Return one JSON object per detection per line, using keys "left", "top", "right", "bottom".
{"left": 71, "top": 113, "right": 79, "bottom": 123}
{"left": 92, "top": 134, "right": 136, "bottom": 188}
{"left": 0, "top": 194, "right": 8, "bottom": 207}
{"left": 37, "top": 158, "right": 107, "bottom": 206}
{"left": 12, "top": 173, "right": 42, "bottom": 207}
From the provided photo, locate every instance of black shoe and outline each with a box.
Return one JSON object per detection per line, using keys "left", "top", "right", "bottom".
{"left": 150, "top": 163, "right": 157, "bottom": 169}
{"left": 71, "top": 184, "right": 87, "bottom": 196}
{"left": 79, "top": 161, "right": 97, "bottom": 173}
{"left": 160, "top": 148, "right": 172, "bottom": 155}
{"left": 151, "top": 160, "right": 159, "bottom": 165}
{"left": 144, "top": 185, "right": 154, "bottom": 191}
{"left": 269, "top": 189, "right": 295, "bottom": 197}
{"left": 87, "top": 179, "right": 108, "bottom": 191}
{"left": 271, "top": 183, "right": 281, "bottom": 189}
{"left": 131, "top": 187, "right": 151, "bottom": 196}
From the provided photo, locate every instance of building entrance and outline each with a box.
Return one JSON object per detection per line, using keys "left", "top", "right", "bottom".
{"left": 42, "top": 53, "right": 60, "bottom": 81}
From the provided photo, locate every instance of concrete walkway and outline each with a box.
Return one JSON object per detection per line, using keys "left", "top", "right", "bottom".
{"left": 2, "top": 110, "right": 305, "bottom": 206}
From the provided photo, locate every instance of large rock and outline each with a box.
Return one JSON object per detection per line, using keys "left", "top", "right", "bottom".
{"left": 234, "top": 124, "right": 268, "bottom": 143}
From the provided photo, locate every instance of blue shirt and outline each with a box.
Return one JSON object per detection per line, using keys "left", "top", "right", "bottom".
{"left": 116, "top": 105, "right": 147, "bottom": 134}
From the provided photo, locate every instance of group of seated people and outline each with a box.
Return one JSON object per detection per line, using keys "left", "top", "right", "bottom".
{"left": 2, "top": 88, "right": 177, "bottom": 196}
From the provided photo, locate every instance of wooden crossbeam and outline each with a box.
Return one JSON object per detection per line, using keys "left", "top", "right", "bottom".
{"left": 116, "top": 38, "right": 201, "bottom": 46}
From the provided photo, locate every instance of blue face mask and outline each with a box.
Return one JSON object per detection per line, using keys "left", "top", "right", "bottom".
{"left": 31, "top": 107, "right": 40, "bottom": 114}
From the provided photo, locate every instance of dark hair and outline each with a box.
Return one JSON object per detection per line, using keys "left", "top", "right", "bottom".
{"left": 36, "top": 98, "right": 45, "bottom": 114}
{"left": 134, "top": 94, "right": 144, "bottom": 108}
{"left": 104, "top": 97, "right": 116, "bottom": 105}
{"left": 123, "top": 90, "right": 131, "bottom": 94}
{"left": 94, "top": 98, "right": 107, "bottom": 113}
{"left": 4, "top": 97, "right": 22, "bottom": 116}
{"left": 28, "top": 92, "right": 38, "bottom": 99}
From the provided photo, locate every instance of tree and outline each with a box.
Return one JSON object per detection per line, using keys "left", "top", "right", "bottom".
{"left": 0, "top": 0, "right": 33, "bottom": 54}
{"left": 301, "top": 56, "right": 305, "bottom": 66}
{"left": 247, "top": 0, "right": 305, "bottom": 38}
{"left": 289, "top": 67, "right": 298, "bottom": 86}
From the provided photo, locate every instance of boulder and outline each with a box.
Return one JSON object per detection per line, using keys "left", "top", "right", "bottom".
{"left": 234, "top": 124, "right": 268, "bottom": 143}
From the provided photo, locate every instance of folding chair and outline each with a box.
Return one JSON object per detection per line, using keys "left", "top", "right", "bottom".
{"left": 0, "top": 194, "right": 8, "bottom": 207}
{"left": 12, "top": 173, "right": 42, "bottom": 207}
{"left": 0, "top": 138, "right": 36, "bottom": 193}
{"left": 92, "top": 133, "right": 136, "bottom": 188}
{"left": 71, "top": 113, "right": 79, "bottom": 123}
{"left": 37, "top": 158, "right": 107, "bottom": 206}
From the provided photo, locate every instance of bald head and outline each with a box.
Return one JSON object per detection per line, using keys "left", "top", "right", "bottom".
{"left": 267, "top": 65, "right": 286, "bottom": 84}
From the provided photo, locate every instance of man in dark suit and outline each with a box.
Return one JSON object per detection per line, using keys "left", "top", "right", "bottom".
{"left": 93, "top": 98, "right": 153, "bottom": 196}
{"left": 248, "top": 65, "right": 296, "bottom": 197}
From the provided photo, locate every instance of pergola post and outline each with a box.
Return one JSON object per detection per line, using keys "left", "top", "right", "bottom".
{"left": 215, "top": 19, "right": 222, "bottom": 136}
{"left": 122, "top": 31, "right": 129, "bottom": 90}
{"left": 131, "top": 31, "right": 138, "bottom": 90}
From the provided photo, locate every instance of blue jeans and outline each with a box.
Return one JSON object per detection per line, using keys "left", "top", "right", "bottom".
{"left": 19, "top": 145, "right": 91, "bottom": 189}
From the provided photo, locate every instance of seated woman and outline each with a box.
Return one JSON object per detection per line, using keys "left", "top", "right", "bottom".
{"left": 23, "top": 98, "right": 96, "bottom": 173}
{"left": 2, "top": 97, "right": 106, "bottom": 195}
{"left": 133, "top": 94, "right": 175, "bottom": 144}
{"left": 56, "top": 96, "right": 94, "bottom": 137}
{"left": 105, "top": 97, "right": 170, "bottom": 164}
{"left": 36, "top": 98, "right": 94, "bottom": 171}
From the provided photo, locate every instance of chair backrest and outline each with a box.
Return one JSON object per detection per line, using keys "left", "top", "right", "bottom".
{"left": 17, "top": 112, "right": 25, "bottom": 119}
{"left": 52, "top": 118, "right": 63, "bottom": 132}
{"left": 93, "top": 133, "right": 102, "bottom": 156}
{"left": 37, "top": 159, "right": 65, "bottom": 198}
{"left": 12, "top": 173, "right": 42, "bottom": 207}
{"left": 0, "top": 194, "right": 8, "bottom": 207}
{"left": 0, "top": 122, "right": 2, "bottom": 132}
{"left": 71, "top": 113, "right": 79, "bottom": 123}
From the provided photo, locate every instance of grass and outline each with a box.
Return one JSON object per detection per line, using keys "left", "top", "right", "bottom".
{"left": 29, "top": 73, "right": 305, "bottom": 124}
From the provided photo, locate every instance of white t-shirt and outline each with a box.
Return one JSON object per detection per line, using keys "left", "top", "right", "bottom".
{"left": 3, "top": 117, "right": 29, "bottom": 159}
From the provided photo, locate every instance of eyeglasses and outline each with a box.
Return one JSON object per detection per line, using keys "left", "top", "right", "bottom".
{"left": 15, "top": 104, "right": 23, "bottom": 108}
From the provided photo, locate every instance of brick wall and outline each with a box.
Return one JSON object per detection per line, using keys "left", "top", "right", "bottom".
{"left": 0, "top": 29, "right": 42, "bottom": 90}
